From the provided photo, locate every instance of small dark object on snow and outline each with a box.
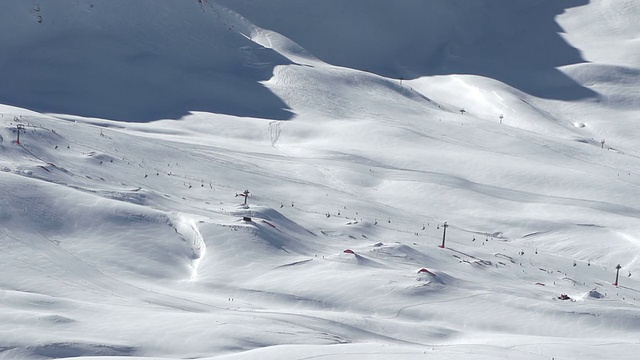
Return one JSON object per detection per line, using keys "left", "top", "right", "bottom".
{"left": 558, "top": 294, "right": 572, "bottom": 301}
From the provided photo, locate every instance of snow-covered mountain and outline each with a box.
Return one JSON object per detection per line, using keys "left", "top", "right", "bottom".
{"left": 1, "top": 1, "right": 639, "bottom": 359}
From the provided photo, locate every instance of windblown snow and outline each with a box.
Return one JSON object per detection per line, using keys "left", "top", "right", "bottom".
{"left": 0, "top": 0, "right": 639, "bottom": 359}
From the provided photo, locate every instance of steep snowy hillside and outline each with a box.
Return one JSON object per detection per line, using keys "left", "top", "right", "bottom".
{"left": 218, "top": 0, "right": 596, "bottom": 100}
{"left": 1, "top": 0, "right": 639, "bottom": 359}
{"left": 0, "top": 0, "right": 293, "bottom": 121}
{"left": 0, "top": 0, "right": 610, "bottom": 122}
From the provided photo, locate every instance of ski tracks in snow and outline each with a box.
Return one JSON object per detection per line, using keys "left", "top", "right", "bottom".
{"left": 268, "top": 120, "right": 288, "bottom": 157}
{"left": 173, "top": 214, "right": 206, "bottom": 280}
{"left": 316, "top": 166, "right": 359, "bottom": 197}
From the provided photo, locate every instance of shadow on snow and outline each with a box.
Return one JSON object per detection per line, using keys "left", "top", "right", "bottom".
{"left": 218, "top": 0, "right": 596, "bottom": 101}
{"left": 0, "top": 1, "right": 294, "bottom": 122}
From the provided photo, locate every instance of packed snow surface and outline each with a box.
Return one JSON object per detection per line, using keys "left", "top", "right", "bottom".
{"left": 1, "top": 0, "right": 639, "bottom": 359}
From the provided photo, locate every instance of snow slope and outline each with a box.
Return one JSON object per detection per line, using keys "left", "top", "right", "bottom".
{"left": 1, "top": 0, "right": 639, "bottom": 359}
{"left": 0, "top": 0, "right": 293, "bottom": 121}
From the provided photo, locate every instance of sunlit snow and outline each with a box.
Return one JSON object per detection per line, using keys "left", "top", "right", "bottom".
{"left": 1, "top": 1, "right": 639, "bottom": 359}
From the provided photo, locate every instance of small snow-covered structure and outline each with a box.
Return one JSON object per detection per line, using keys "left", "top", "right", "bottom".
{"left": 417, "top": 268, "right": 435, "bottom": 276}
{"left": 588, "top": 289, "right": 605, "bottom": 299}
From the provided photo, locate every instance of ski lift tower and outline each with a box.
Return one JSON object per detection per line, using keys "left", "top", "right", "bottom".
{"left": 439, "top": 221, "right": 449, "bottom": 248}
{"left": 236, "top": 189, "right": 250, "bottom": 206}
{"left": 16, "top": 124, "right": 25, "bottom": 144}
{"left": 614, "top": 264, "right": 622, "bottom": 286}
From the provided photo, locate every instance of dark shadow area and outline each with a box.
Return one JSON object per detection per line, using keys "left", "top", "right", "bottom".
{"left": 30, "top": 342, "right": 137, "bottom": 358}
{"left": 0, "top": 1, "right": 294, "bottom": 122}
{"left": 218, "top": 0, "right": 596, "bottom": 101}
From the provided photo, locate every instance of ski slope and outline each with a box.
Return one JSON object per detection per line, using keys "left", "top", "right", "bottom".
{"left": 1, "top": 0, "right": 639, "bottom": 359}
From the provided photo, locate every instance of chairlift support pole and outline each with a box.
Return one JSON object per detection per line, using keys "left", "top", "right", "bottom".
{"left": 16, "top": 124, "right": 25, "bottom": 144}
{"left": 440, "top": 222, "right": 449, "bottom": 248}
{"left": 614, "top": 264, "right": 622, "bottom": 286}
